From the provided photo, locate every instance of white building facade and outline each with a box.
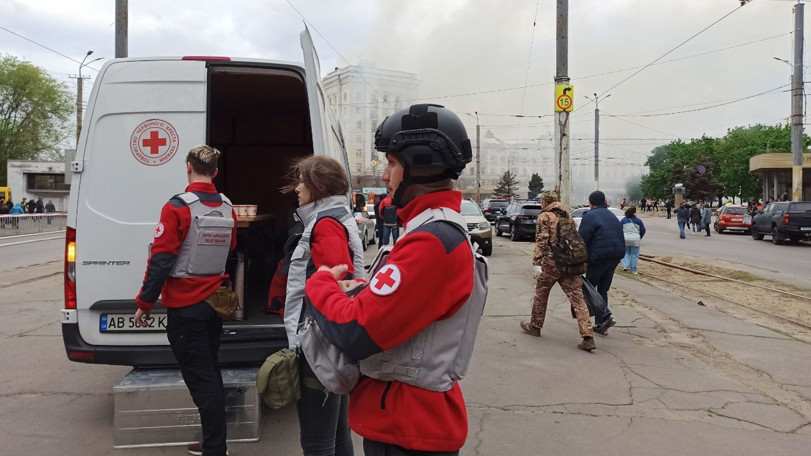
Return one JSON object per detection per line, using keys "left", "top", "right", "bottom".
{"left": 322, "top": 63, "right": 420, "bottom": 186}
{"left": 6, "top": 160, "right": 70, "bottom": 211}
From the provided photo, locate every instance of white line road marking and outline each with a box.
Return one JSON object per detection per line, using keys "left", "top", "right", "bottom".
{"left": 0, "top": 236, "right": 64, "bottom": 248}
{"left": 0, "top": 230, "right": 66, "bottom": 241}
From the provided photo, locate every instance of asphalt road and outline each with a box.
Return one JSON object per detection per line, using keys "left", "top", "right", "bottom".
{"left": 634, "top": 211, "right": 811, "bottom": 289}
{"left": 0, "top": 232, "right": 64, "bottom": 274}
{"left": 2, "top": 234, "right": 810, "bottom": 455}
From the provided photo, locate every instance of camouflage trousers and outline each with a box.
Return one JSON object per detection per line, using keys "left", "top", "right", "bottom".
{"left": 532, "top": 270, "right": 593, "bottom": 337}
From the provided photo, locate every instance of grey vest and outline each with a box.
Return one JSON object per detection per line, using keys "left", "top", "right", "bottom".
{"left": 359, "top": 207, "right": 489, "bottom": 392}
{"left": 285, "top": 195, "right": 365, "bottom": 349}
{"left": 168, "top": 192, "right": 234, "bottom": 278}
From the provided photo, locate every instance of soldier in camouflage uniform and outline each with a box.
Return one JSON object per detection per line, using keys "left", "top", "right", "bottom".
{"left": 520, "top": 190, "right": 596, "bottom": 351}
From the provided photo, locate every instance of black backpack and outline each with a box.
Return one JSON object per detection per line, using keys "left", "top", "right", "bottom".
{"left": 550, "top": 209, "right": 588, "bottom": 276}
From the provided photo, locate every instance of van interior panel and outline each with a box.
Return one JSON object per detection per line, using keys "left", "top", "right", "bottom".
{"left": 207, "top": 66, "right": 313, "bottom": 327}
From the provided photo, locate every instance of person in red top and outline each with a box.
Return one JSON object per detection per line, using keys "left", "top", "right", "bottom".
{"left": 281, "top": 156, "right": 366, "bottom": 456}
{"left": 134, "top": 145, "right": 237, "bottom": 456}
{"left": 378, "top": 194, "right": 399, "bottom": 246}
{"left": 305, "top": 104, "right": 475, "bottom": 455}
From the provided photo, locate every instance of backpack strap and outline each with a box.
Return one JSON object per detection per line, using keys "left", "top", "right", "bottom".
{"left": 173, "top": 192, "right": 200, "bottom": 206}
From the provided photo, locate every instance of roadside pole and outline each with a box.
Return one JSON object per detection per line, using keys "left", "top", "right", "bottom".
{"left": 116, "top": 0, "right": 128, "bottom": 58}
{"left": 554, "top": 0, "right": 572, "bottom": 209}
{"left": 791, "top": 3, "right": 805, "bottom": 201}
{"left": 476, "top": 112, "right": 482, "bottom": 205}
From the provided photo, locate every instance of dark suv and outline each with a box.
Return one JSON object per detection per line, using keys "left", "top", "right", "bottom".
{"left": 751, "top": 201, "right": 811, "bottom": 244}
{"left": 482, "top": 199, "right": 509, "bottom": 222}
{"left": 495, "top": 202, "right": 543, "bottom": 241}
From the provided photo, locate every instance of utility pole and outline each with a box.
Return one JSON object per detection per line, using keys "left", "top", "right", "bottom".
{"left": 475, "top": 112, "right": 482, "bottom": 205}
{"left": 70, "top": 51, "right": 99, "bottom": 146}
{"left": 116, "top": 0, "right": 128, "bottom": 58}
{"left": 791, "top": 3, "right": 805, "bottom": 201}
{"left": 585, "top": 93, "right": 611, "bottom": 191}
{"left": 554, "top": 0, "right": 572, "bottom": 209}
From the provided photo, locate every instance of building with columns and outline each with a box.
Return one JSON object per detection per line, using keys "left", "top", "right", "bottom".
{"left": 322, "top": 62, "right": 420, "bottom": 187}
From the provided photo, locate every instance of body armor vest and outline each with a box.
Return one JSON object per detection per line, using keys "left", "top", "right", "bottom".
{"left": 285, "top": 195, "right": 365, "bottom": 349}
{"left": 169, "top": 192, "right": 234, "bottom": 278}
{"left": 359, "top": 207, "right": 489, "bottom": 392}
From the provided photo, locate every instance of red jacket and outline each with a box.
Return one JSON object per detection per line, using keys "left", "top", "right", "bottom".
{"left": 306, "top": 190, "right": 474, "bottom": 451}
{"left": 136, "top": 182, "right": 237, "bottom": 310}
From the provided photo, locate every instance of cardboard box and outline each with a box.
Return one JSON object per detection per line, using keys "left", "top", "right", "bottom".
{"left": 113, "top": 368, "right": 261, "bottom": 449}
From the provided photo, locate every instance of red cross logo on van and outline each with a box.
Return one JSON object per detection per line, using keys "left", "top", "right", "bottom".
{"left": 130, "top": 119, "right": 179, "bottom": 166}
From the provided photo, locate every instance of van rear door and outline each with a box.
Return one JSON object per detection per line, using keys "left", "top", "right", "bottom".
{"left": 300, "top": 26, "right": 329, "bottom": 159}
{"left": 74, "top": 59, "right": 207, "bottom": 347}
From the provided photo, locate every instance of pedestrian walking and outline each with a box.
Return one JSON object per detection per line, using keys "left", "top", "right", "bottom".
{"left": 689, "top": 204, "right": 702, "bottom": 233}
{"left": 674, "top": 201, "right": 689, "bottom": 239}
{"left": 304, "top": 104, "right": 478, "bottom": 455}
{"left": 26, "top": 198, "right": 37, "bottom": 214}
{"left": 620, "top": 198, "right": 626, "bottom": 210}
{"left": 701, "top": 202, "right": 712, "bottom": 237}
{"left": 621, "top": 207, "right": 646, "bottom": 275}
{"left": 640, "top": 197, "right": 647, "bottom": 212}
{"left": 521, "top": 190, "right": 595, "bottom": 351}
{"left": 282, "top": 155, "right": 363, "bottom": 456}
{"left": 0, "top": 199, "right": 7, "bottom": 228}
{"left": 373, "top": 193, "right": 384, "bottom": 248}
{"left": 379, "top": 193, "right": 399, "bottom": 246}
{"left": 45, "top": 200, "right": 56, "bottom": 224}
{"left": 133, "top": 145, "right": 237, "bottom": 456}
{"left": 665, "top": 199, "right": 673, "bottom": 219}
{"left": 578, "top": 190, "right": 624, "bottom": 335}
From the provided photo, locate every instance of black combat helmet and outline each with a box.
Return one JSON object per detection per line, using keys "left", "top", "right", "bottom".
{"left": 374, "top": 104, "right": 472, "bottom": 179}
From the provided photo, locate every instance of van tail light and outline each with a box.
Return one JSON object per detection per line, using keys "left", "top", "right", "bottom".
{"left": 65, "top": 227, "right": 76, "bottom": 310}
{"left": 782, "top": 214, "right": 790, "bottom": 225}
{"left": 516, "top": 215, "right": 527, "bottom": 221}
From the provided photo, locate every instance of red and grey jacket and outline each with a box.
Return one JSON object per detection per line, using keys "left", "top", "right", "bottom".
{"left": 305, "top": 190, "right": 474, "bottom": 452}
{"left": 136, "top": 182, "right": 237, "bottom": 311}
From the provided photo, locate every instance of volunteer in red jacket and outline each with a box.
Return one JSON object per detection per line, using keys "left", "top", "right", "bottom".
{"left": 133, "top": 145, "right": 237, "bottom": 456}
{"left": 306, "top": 104, "right": 476, "bottom": 455}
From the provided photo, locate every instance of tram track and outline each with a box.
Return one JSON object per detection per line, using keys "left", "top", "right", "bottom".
{"left": 636, "top": 254, "right": 811, "bottom": 334}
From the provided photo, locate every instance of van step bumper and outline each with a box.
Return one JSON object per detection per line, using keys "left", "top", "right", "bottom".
{"left": 62, "top": 323, "right": 286, "bottom": 367}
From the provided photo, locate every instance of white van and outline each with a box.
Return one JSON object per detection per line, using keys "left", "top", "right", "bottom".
{"left": 61, "top": 29, "right": 352, "bottom": 366}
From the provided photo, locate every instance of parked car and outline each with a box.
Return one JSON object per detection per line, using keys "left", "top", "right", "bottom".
{"left": 495, "top": 202, "right": 543, "bottom": 241}
{"left": 751, "top": 201, "right": 811, "bottom": 244}
{"left": 571, "top": 207, "right": 624, "bottom": 229}
{"left": 481, "top": 198, "right": 509, "bottom": 223}
{"left": 354, "top": 209, "right": 377, "bottom": 250}
{"left": 713, "top": 205, "right": 750, "bottom": 234}
{"left": 460, "top": 199, "right": 493, "bottom": 256}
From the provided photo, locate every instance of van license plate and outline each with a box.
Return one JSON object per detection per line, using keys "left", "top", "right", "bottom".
{"left": 100, "top": 313, "right": 167, "bottom": 332}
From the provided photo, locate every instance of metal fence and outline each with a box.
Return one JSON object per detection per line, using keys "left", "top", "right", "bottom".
{"left": 0, "top": 214, "right": 67, "bottom": 237}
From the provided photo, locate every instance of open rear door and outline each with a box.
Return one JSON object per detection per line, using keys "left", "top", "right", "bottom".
{"left": 300, "top": 26, "right": 328, "bottom": 156}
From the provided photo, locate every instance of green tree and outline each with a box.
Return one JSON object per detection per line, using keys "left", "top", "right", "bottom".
{"left": 527, "top": 173, "right": 544, "bottom": 198}
{"left": 493, "top": 170, "right": 519, "bottom": 199}
{"left": 685, "top": 155, "right": 722, "bottom": 202}
{"left": 0, "top": 55, "right": 73, "bottom": 185}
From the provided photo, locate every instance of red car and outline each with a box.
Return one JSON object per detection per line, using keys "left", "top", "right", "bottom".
{"left": 713, "top": 205, "right": 751, "bottom": 234}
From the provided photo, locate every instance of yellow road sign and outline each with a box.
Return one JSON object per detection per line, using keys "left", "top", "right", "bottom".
{"left": 555, "top": 85, "right": 574, "bottom": 112}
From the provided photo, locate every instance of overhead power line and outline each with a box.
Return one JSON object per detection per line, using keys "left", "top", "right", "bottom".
{"left": 284, "top": 0, "right": 392, "bottom": 109}
{"left": 516, "top": 0, "right": 542, "bottom": 144}
{"left": 607, "top": 84, "right": 789, "bottom": 118}
{"left": 0, "top": 24, "right": 100, "bottom": 72}
{"left": 578, "top": 1, "right": 753, "bottom": 113}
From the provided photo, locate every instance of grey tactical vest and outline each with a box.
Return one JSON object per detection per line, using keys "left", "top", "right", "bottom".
{"left": 169, "top": 192, "right": 234, "bottom": 278}
{"left": 359, "top": 207, "right": 489, "bottom": 392}
{"left": 285, "top": 195, "right": 365, "bottom": 349}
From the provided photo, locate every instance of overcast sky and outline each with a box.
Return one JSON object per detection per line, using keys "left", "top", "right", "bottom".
{"left": 1, "top": 0, "right": 805, "bottom": 177}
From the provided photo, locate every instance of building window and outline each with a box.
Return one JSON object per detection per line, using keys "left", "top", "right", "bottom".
{"left": 26, "top": 173, "right": 69, "bottom": 191}
{"left": 355, "top": 107, "right": 361, "bottom": 114}
{"left": 355, "top": 92, "right": 361, "bottom": 102}
{"left": 356, "top": 120, "right": 362, "bottom": 129}
{"left": 370, "top": 109, "right": 378, "bottom": 120}
{"left": 356, "top": 163, "right": 362, "bottom": 172}
{"left": 356, "top": 135, "right": 362, "bottom": 143}
{"left": 343, "top": 92, "right": 347, "bottom": 102}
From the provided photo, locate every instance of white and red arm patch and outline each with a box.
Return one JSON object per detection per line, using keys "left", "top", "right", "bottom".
{"left": 370, "top": 264, "right": 401, "bottom": 296}
{"left": 154, "top": 222, "right": 165, "bottom": 238}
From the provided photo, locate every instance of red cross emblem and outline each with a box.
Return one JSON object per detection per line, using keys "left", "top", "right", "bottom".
{"left": 371, "top": 265, "right": 401, "bottom": 296}
{"left": 154, "top": 222, "right": 165, "bottom": 239}
{"left": 130, "top": 119, "right": 179, "bottom": 166}
{"left": 142, "top": 130, "right": 167, "bottom": 155}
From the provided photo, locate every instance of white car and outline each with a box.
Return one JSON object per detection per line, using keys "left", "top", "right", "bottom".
{"left": 571, "top": 207, "right": 625, "bottom": 229}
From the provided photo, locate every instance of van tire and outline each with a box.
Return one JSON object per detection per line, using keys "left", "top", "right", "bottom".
{"left": 772, "top": 227, "right": 785, "bottom": 245}
{"left": 751, "top": 228, "right": 764, "bottom": 240}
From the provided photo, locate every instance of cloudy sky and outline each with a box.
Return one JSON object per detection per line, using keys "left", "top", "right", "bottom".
{"left": 1, "top": 0, "right": 804, "bottom": 181}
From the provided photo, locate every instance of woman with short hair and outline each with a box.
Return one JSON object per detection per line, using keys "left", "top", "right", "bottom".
{"left": 621, "top": 206, "right": 646, "bottom": 275}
